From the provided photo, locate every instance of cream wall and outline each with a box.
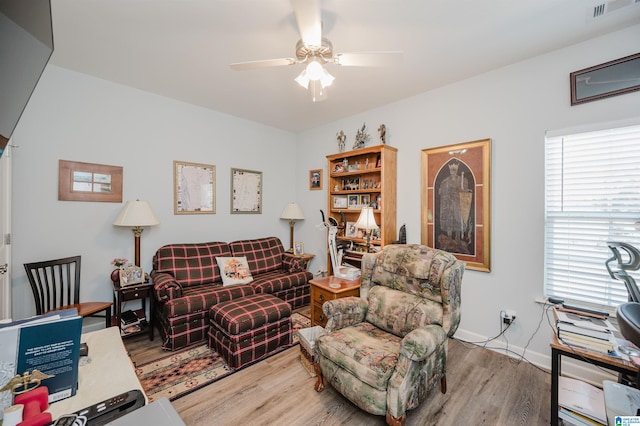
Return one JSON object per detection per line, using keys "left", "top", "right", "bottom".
{"left": 10, "top": 65, "right": 298, "bottom": 321}
{"left": 293, "top": 24, "right": 640, "bottom": 372}
{"left": 9, "top": 24, "right": 640, "bottom": 376}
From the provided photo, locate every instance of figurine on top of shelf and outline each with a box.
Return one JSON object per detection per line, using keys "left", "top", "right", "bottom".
{"left": 378, "top": 124, "right": 386, "bottom": 144}
{"left": 336, "top": 130, "right": 346, "bottom": 152}
{"left": 352, "top": 123, "right": 370, "bottom": 150}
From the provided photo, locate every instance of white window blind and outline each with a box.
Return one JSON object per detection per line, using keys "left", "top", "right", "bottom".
{"left": 544, "top": 124, "right": 640, "bottom": 309}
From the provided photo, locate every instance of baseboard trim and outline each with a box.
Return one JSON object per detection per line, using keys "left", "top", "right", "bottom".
{"left": 452, "top": 328, "right": 618, "bottom": 387}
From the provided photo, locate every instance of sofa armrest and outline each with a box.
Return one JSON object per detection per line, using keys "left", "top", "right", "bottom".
{"left": 282, "top": 254, "right": 306, "bottom": 273}
{"left": 398, "top": 325, "right": 447, "bottom": 362}
{"left": 150, "top": 271, "right": 183, "bottom": 301}
{"left": 322, "top": 297, "right": 368, "bottom": 331}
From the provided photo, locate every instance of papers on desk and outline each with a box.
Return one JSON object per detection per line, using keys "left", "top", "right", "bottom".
{"left": 558, "top": 376, "right": 606, "bottom": 425}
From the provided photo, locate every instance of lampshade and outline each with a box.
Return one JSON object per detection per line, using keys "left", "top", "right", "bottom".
{"left": 355, "top": 207, "right": 378, "bottom": 231}
{"left": 113, "top": 199, "right": 160, "bottom": 227}
{"left": 280, "top": 202, "right": 305, "bottom": 221}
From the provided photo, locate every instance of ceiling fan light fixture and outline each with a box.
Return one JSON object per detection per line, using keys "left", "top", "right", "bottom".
{"left": 320, "top": 68, "right": 334, "bottom": 88}
{"left": 306, "top": 60, "right": 324, "bottom": 80}
{"left": 294, "top": 69, "right": 310, "bottom": 88}
{"left": 309, "top": 79, "right": 328, "bottom": 102}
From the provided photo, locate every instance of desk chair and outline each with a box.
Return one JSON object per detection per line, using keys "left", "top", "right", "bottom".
{"left": 24, "top": 255, "right": 112, "bottom": 327}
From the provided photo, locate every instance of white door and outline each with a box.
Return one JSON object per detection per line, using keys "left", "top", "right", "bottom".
{"left": 0, "top": 145, "right": 12, "bottom": 320}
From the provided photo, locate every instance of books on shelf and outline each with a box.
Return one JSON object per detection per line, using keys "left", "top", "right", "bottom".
{"left": 558, "top": 376, "right": 606, "bottom": 425}
{"left": 0, "top": 309, "right": 82, "bottom": 421}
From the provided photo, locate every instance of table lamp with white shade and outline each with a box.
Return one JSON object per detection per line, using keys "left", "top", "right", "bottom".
{"left": 280, "top": 202, "right": 305, "bottom": 252}
{"left": 355, "top": 206, "right": 379, "bottom": 253}
{"left": 113, "top": 199, "right": 160, "bottom": 267}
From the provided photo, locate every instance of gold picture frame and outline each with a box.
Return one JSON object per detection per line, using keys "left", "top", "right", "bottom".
{"left": 421, "top": 139, "right": 491, "bottom": 272}
{"left": 58, "top": 160, "right": 123, "bottom": 202}
{"left": 231, "top": 168, "right": 262, "bottom": 214}
{"left": 174, "top": 161, "right": 216, "bottom": 214}
{"left": 309, "top": 169, "right": 322, "bottom": 190}
{"left": 293, "top": 242, "right": 304, "bottom": 255}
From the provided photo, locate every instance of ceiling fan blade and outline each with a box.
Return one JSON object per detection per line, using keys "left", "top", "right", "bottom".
{"left": 230, "top": 58, "right": 297, "bottom": 71}
{"left": 334, "top": 51, "right": 403, "bottom": 67}
{"left": 291, "top": 0, "right": 322, "bottom": 48}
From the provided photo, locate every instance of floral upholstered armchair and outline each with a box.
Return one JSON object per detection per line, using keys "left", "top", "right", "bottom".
{"left": 313, "top": 244, "right": 464, "bottom": 426}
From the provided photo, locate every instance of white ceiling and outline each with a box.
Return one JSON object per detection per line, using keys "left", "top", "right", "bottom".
{"left": 49, "top": 0, "right": 640, "bottom": 133}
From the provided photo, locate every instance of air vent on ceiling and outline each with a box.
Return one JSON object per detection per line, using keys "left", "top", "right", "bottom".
{"left": 591, "top": 0, "right": 640, "bottom": 18}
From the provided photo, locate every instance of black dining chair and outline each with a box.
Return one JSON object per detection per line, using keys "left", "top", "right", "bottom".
{"left": 24, "top": 255, "right": 112, "bottom": 327}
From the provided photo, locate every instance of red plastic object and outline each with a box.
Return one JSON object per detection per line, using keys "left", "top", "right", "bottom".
{"left": 13, "top": 386, "right": 52, "bottom": 426}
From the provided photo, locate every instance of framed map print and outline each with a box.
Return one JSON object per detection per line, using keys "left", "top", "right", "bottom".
{"left": 174, "top": 160, "right": 216, "bottom": 214}
{"left": 231, "top": 168, "right": 262, "bottom": 214}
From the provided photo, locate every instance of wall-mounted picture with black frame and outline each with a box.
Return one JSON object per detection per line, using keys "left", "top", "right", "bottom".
{"left": 570, "top": 52, "right": 640, "bottom": 105}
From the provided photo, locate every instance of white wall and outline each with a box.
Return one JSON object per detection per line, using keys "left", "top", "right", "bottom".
{"left": 9, "top": 24, "right": 640, "bottom": 378}
{"left": 294, "top": 24, "right": 640, "bottom": 375}
{"left": 10, "top": 65, "right": 297, "bottom": 321}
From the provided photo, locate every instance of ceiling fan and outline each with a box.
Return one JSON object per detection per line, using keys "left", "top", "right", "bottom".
{"left": 229, "top": 0, "right": 402, "bottom": 102}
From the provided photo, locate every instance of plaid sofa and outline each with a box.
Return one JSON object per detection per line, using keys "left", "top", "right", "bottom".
{"left": 150, "top": 237, "right": 312, "bottom": 351}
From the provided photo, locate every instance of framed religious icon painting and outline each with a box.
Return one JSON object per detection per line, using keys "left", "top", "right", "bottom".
{"left": 421, "top": 139, "right": 491, "bottom": 272}
{"left": 231, "top": 168, "right": 262, "bottom": 214}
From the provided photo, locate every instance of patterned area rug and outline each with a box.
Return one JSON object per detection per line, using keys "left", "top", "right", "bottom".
{"left": 136, "top": 311, "right": 311, "bottom": 402}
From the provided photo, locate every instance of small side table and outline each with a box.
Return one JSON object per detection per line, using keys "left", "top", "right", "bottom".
{"left": 285, "top": 253, "right": 315, "bottom": 270}
{"left": 111, "top": 279, "right": 154, "bottom": 340}
{"left": 309, "top": 276, "right": 360, "bottom": 327}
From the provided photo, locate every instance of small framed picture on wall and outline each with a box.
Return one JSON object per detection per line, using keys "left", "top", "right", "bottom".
{"left": 309, "top": 169, "right": 322, "bottom": 190}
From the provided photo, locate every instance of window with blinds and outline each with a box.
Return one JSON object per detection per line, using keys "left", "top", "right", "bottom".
{"left": 544, "top": 124, "right": 640, "bottom": 309}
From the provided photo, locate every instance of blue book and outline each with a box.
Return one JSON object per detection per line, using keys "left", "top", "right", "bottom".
{"left": 14, "top": 315, "right": 82, "bottom": 403}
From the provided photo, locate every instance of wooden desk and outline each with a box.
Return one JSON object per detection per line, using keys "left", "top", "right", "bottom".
{"left": 309, "top": 276, "right": 360, "bottom": 327}
{"left": 550, "top": 334, "right": 639, "bottom": 426}
{"left": 47, "top": 327, "right": 147, "bottom": 420}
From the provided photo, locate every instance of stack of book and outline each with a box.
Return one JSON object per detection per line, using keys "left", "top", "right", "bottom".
{"left": 120, "top": 310, "right": 143, "bottom": 335}
{"left": 558, "top": 376, "right": 606, "bottom": 426}
{"left": 554, "top": 308, "right": 617, "bottom": 355}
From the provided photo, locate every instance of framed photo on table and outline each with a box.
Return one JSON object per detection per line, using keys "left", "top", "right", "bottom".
{"left": 231, "top": 168, "right": 262, "bottom": 214}
{"left": 293, "top": 242, "right": 304, "bottom": 255}
{"left": 120, "top": 266, "right": 144, "bottom": 287}
{"left": 421, "top": 138, "right": 491, "bottom": 272}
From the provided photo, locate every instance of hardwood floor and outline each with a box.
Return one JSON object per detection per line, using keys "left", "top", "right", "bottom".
{"left": 124, "top": 331, "right": 551, "bottom": 425}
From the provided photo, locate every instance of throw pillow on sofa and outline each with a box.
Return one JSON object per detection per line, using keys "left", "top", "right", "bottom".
{"left": 216, "top": 256, "right": 254, "bottom": 286}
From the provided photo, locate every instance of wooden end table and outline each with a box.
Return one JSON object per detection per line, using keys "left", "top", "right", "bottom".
{"left": 111, "top": 279, "right": 155, "bottom": 340}
{"left": 284, "top": 253, "right": 315, "bottom": 270}
{"left": 309, "top": 276, "right": 360, "bottom": 327}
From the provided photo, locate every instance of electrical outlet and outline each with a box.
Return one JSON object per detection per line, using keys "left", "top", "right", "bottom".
{"left": 501, "top": 309, "right": 517, "bottom": 325}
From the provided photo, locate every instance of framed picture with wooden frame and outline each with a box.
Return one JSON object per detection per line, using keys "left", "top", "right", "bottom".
{"left": 570, "top": 52, "right": 640, "bottom": 106}
{"left": 309, "top": 169, "right": 322, "bottom": 190}
{"left": 421, "top": 139, "right": 491, "bottom": 272}
{"left": 231, "top": 168, "right": 262, "bottom": 214}
{"left": 174, "top": 160, "right": 216, "bottom": 214}
{"left": 58, "top": 160, "right": 123, "bottom": 202}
